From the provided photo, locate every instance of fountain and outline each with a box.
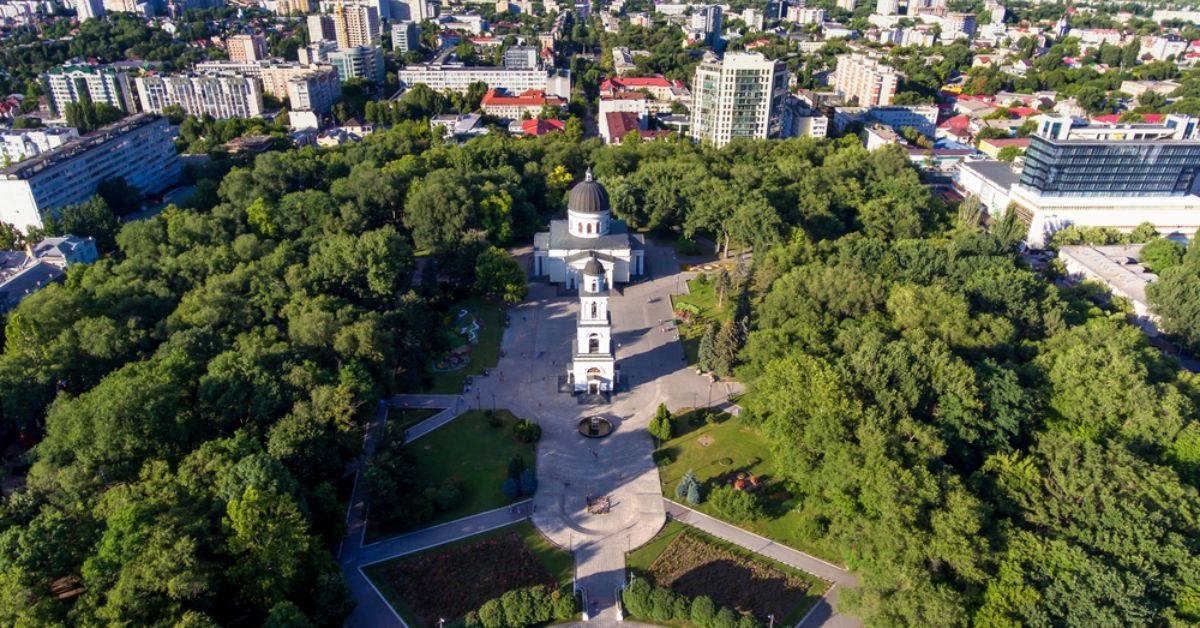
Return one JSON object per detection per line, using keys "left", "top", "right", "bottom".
{"left": 578, "top": 415, "right": 613, "bottom": 438}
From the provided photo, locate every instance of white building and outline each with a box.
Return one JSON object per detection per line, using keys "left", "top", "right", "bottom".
{"left": 875, "top": 0, "right": 898, "bottom": 15}
{"left": 0, "top": 127, "right": 78, "bottom": 165}
{"left": 503, "top": 46, "right": 540, "bottom": 69}
{"left": 329, "top": 45, "right": 386, "bottom": 83}
{"left": 533, "top": 170, "right": 646, "bottom": 287}
{"left": 0, "top": 115, "right": 180, "bottom": 233}
{"left": 75, "top": 0, "right": 103, "bottom": 20}
{"left": 834, "top": 54, "right": 899, "bottom": 107}
{"left": 398, "top": 64, "right": 571, "bottom": 97}
{"left": 195, "top": 60, "right": 333, "bottom": 100}
{"left": 137, "top": 74, "right": 264, "bottom": 119}
{"left": 299, "top": 41, "right": 341, "bottom": 65}
{"left": 288, "top": 66, "right": 342, "bottom": 115}
{"left": 40, "top": 63, "right": 137, "bottom": 117}
{"left": 688, "top": 4, "right": 722, "bottom": 46}
{"left": 570, "top": 257, "right": 617, "bottom": 393}
{"left": 392, "top": 20, "right": 420, "bottom": 53}
{"left": 786, "top": 5, "right": 824, "bottom": 24}
{"left": 690, "top": 52, "right": 788, "bottom": 147}
{"left": 308, "top": 14, "right": 336, "bottom": 42}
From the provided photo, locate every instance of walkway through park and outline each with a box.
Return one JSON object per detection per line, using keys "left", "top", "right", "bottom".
{"left": 337, "top": 242, "right": 860, "bottom": 627}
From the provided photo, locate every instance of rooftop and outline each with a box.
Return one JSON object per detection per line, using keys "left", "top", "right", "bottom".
{"left": 0, "top": 114, "right": 163, "bottom": 181}
{"left": 960, "top": 159, "right": 1019, "bottom": 189}
{"left": 1058, "top": 244, "right": 1155, "bottom": 307}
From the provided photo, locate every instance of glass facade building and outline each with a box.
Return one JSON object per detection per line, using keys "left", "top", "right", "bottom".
{"left": 1018, "top": 135, "right": 1200, "bottom": 197}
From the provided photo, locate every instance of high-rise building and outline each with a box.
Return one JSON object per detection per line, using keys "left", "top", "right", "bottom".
{"left": 308, "top": 14, "right": 337, "bottom": 42}
{"left": 328, "top": 45, "right": 386, "bottom": 83}
{"left": 274, "top": 0, "right": 311, "bottom": 14}
{"left": 944, "top": 12, "right": 976, "bottom": 39}
{"left": 0, "top": 115, "right": 180, "bottom": 233}
{"left": 333, "top": 3, "right": 380, "bottom": 48}
{"left": 405, "top": 0, "right": 431, "bottom": 21}
{"left": 75, "top": 0, "right": 104, "bottom": 21}
{"left": 136, "top": 74, "right": 264, "bottom": 119}
{"left": 226, "top": 34, "right": 268, "bottom": 62}
{"left": 688, "top": 4, "right": 722, "bottom": 46}
{"left": 834, "top": 54, "right": 898, "bottom": 107}
{"left": 298, "top": 41, "right": 341, "bottom": 65}
{"left": 391, "top": 20, "right": 420, "bottom": 53}
{"left": 41, "top": 62, "right": 138, "bottom": 116}
{"left": 287, "top": 67, "right": 342, "bottom": 114}
{"left": 399, "top": 63, "right": 572, "bottom": 97}
{"left": 837, "top": 0, "right": 855, "bottom": 10}
{"left": 875, "top": 0, "right": 898, "bottom": 15}
{"left": 689, "top": 52, "right": 788, "bottom": 147}
{"left": 195, "top": 60, "right": 333, "bottom": 99}
{"left": 503, "top": 45, "right": 539, "bottom": 69}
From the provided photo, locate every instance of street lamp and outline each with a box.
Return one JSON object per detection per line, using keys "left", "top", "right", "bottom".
{"left": 768, "top": 614, "right": 774, "bottom": 628}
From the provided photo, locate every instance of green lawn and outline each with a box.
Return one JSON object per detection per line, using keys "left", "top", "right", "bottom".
{"left": 655, "top": 410, "right": 840, "bottom": 562}
{"left": 405, "top": 409, "right": 534, "bottom": 526}
{"left": 670, "top": 276, "right": 730, "bottom": 366}
{"left": 423, "top": 298, "right": 506, "bottom": 394}
{"left": 627, "top": 520, "right": 828, "bottom": 625}
{"left": 364, "top": 520, "right": 572, "bottom": 627}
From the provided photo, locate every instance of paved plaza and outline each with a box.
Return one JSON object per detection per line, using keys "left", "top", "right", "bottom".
{"left": 339, "top": 242, "right": 858, "bottom": 627}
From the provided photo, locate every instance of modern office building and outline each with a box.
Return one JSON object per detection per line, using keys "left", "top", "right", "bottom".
{"left": 0, "top": 115, "right": 181, "bottom": 232}
{"left": 391, "top": 20, "right": 420, "bottom": 53}
{"left": 136, "top": 74, "right": 264, "bottom": 119}
{"left": 329, "top": 45, "right": 386, "bottom": 83}
{"left": 308, "top": 14, "right": 337, "bottom": 42}
{"left": 41, "top": 63, "right": 138, "bottom": 117}
{"left": 834, "top": 54, "right": 899, "bottom": 107}
{"left": 226, "top": 34, "right": 267, "bottom": 62}
{"left": 287, "top": 67, "right": 342, "bottom": 115}
{"left": 1, "top": 127, "right": 79, "bottom": 165}
{"left": 399, "top": 64, "right": 572, "bottom": 97}
{"left": 503, "top": 45, "right": 540, "bottom": 69}
{"left": 333, "top": 2, "right": 381, "bottom": 48}
{"left": 965, "top": 114, "right": 1200, "bottom": 246}
{"left": 689, "top": 52, "right": 788, "bottom": 147}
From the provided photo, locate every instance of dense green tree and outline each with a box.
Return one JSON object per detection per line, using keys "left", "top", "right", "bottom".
{"left": 474, "top": 246, "right": 527, "bottom": 304}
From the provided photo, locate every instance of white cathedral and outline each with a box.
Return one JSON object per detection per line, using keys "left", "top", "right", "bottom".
{"left": 533, "top": 170, "right": 644, "bottom": 393}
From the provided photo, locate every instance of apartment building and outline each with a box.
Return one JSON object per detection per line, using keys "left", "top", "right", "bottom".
{"left": 329, "top": 46, "right": 386, "bottom": 83}
{"left": 40, "top": 62, "right": 137, "bottom": 116}
{"left": 689, "top": 52, "right": 788, "bottom": 147}
{"left": 334, "top": 2, "right": 381, "bottom": 48}
{"left": 308, "top": 14, "right": 337, "bottom": 42}
{"left": 226, "top": 34, "right": 267, "bottom": 62}
{"left": 834, "top": 54, "right": 899, "bottom": 107}
{"left": 398, "top": 64, "right": 572, "bottom": 97}
{"left": 136, "top": 74, "right": 264, "bottom": 119}
{"left": 288, "top": 67, "right": 342, "bottom": 114}
{"left": 75, "top": 0, "right": 103, "bottom": 20}
{"left": 503, "top": 45, "right": 540, "bottom": 69}
{"left": 0, "top": 115, "right": 180, "bottom": 232}
{"left": 391, "top": 20, "right": 420, "bottom": 53}
{"left": 1, "top": 127, "right": 79, "bottom": 165}
{"left": 195, "top": 60, "right": 332, "bottom": 99}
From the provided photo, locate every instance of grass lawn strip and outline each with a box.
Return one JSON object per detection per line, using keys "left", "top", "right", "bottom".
{"left": 389, "top": 407, "right": 441, "bottom": 431}
{"left": 670, "top": 276, "right": 729, "bottom": 366}
{"left": 364, "top": 521, "right": 571, "bottom": 627}
{"left": 654, "top": 410, "right": 840, "bottom": 562}
{"left": 628, "top": 521, "right": 828, "bottom": 625}
{"left": 425, "top": 297, "right": 505, "bottom": 394}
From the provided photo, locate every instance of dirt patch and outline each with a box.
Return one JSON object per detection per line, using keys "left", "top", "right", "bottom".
{"left": 697, "top": 435, "right": 715, "bottom": 448}
{"left": 375, "top": 531, "right": 555, "bottom": 626}
{"left": 648, "top": 531, "right": 812, "bottom": 619}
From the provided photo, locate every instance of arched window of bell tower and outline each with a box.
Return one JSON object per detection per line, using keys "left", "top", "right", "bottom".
{"left": 590, "top": 302, "right": 597, "bottom": 318}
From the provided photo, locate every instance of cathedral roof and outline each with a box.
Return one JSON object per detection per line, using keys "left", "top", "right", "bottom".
{"left": 582, "top": 257, "right": 605, "bottom": 276}
{"left": 567, "top": 168, "right": 610, "bottom": 214}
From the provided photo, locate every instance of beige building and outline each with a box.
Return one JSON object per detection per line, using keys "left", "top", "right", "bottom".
{"left": 333, "top": 2, "right": 380, "bottom": 48}
{"left": 136, "top": 74, "right": 264, "bottom": 119}
{"left": 226, "top": 34, "right": 267, "bottom": 62}
{"left": 834, "top": 54, "right": 899, "bottom": 107}
{"left": 690, "top": 52, "right": 788, "bottom": 147}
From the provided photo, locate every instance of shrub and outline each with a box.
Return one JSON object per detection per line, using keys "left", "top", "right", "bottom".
{"left": 672, "top": 595, "right": 691, "bottom": 622}
{"left": 513, "top": 419, "right": 542, "bottom": 443}
{"left": 649, "top": 586, "right": 675, "bottom": 622}
{"left": 519, "top": 468, "right": 538, "bottom": 495}
{"left": 478, "top": 598, "right": 504, "bottom": 628}
{"left": 433, "top": 481, "right": 461, "bottom": 511}
{"left": 713, "top": 606, "right": 739, "bottom": 628}
{"left": 621, "top": 579, "right": 652, "bottom": 618}
{"left": 691, "top": 595, "right": 715, "bottom": 626}
{"left": 737, "top": 612, "right": 762, "bottom": 628}
{"left": 485, "top": 409, "right": 504, "bottom": 427}
{"left": 502, "top": 476, "right": 521, "bottom": 500}
{"left": 550, "top": 588, "right": 578, "bottom": 619}
{"left": 695, "top": 272, "right": 709, "bottom": 284}
{"left": 677, "top": 236, "right": 700, "bottom": 255}
{"left": 507, "top": 456, "right": 526, "bottom": 478}
{"left": 1141, "top": 237, "right": 1186, "bottom": 274}
{"left": 709, "top": 485, "right": 761, "bottom": 521}
{"left": 686, "top": 482, "right": 701, "bottom": 505}
{"left": 649, "top": 403, "right": 673, "bottom": 441}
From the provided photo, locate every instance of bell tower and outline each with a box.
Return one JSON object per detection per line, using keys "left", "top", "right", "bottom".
{"left": 571, "top": 256, "right": 616, "bottom": 393}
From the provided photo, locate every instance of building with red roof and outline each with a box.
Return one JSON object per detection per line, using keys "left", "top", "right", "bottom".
{"left": 598, "top": 76, "right": 690, "bottom": 102}
{"left": 480, "top": 88, "right": 566, "bottom": 119}
{"left": 516, "top": 118, "right": 565, "bottom": 136}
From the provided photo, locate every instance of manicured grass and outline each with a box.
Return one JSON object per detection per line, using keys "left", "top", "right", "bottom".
{"left": 627, "top": 521, "right": 828, "bottom": 625}
{"left": 654, "top": 410, "right": 840, "bottom": 562}
{"left": 364, "top": 521, "right": 572, "bottom": 627}
{"left": 423, "top": 297, "right": 506, "bottom": 394}
{"left": 389, "top": 407, "right": 440, "bottom": 431}
{"left": 404, "top": 409, "right": 535, "bottom": 528}
{"left": 670, "top": 276, "right": 730, "bottom": 366}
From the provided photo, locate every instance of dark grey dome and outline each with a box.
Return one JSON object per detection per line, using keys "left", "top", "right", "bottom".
{"left": 568, "top": 169, "right": 610, "bottom": 214}
{"left": 582, "top": 258, "right": 604, "bottom": 276}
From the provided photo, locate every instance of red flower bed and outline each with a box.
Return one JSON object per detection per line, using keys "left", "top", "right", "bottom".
{"left": 377, "top": 532, "right": 556, "bottom": 626}
{"left": 647, "top": 531, "right": 812, "bottom": 619}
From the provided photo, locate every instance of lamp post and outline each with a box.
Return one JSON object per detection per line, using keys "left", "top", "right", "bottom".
{"left": 768, "top": 614, "right": 774, "bottom": 628}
